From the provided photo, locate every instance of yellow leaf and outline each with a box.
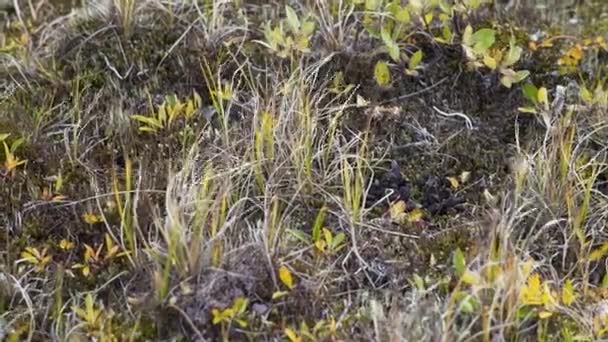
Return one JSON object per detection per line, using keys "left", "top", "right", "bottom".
{"left": 407, "top": 208, "right": 424, "bottom": 223}
{"left": 562, "top": 279, "right": 576, "bottom": 305}
{"left": 447, "top": 177, "right": 459, "bottom": 190}
{"left": 537, "top": 87, "right": 549, "bottom": 109}
{"left": 285, "top": 328, "right": 300, "bottom": 342}
{"left": 82, "top": 265, "right": 90, "bottom": 277}
{"left": 389, "top": 200, "right": 406, "bottom": 220}
{"left": 3, "top": 142, "right": 26, "bottom": 172}
{"left": 461, "top": 269, "right": 481, "bottom": 285}
{"left": 212, "top": 307, "right": 234, "bottom": 325}
{"left": 567, "top": 45, "right": 584, "bottom": 61}
{"left": 211, "top": 309, "right": 223, "bottom": 325}
{"left": 314, "top": 239, "right": 326, "bottom": 253}
{"left": 539, "top": 39, "right": 554, "bottom": 48}
{"left": 59, "top": 239, "right": 74, "bottom": 250}
{"left": 272, "top": 291, "right": 289, "bottom": 299}
{"left": 424, "top": 12, "right": 433, "bottom": 25}
{"left": 579, "top": 86, "right": 594, "bottom": 104}
{"left": 538, "top": 310, "right": 553, "bottom": 319}
{"left": 590, "top": 242, "right": 608, "bottom": 261}
{"left": 520, "top": 273, "right": 543, "bottom": 306}
{"left": 20, "top": 250, "right": 38, "bottom": 264}
{"left": 520, "top": 259, "right": 535, "bottom": 277}
{"left": 231, "top": 297, "right": 248, "bottom": 314}
{"left": 84, "top": 244, "right": 97, "bottom": 261}
{"left": 483, "top": 55, "right": 497, "bottom": 70}
{"left": 541, "top": 283, "right": 556, "bottom": 306}
{"left": 82, "top": 212, "right": 102, "bottom": 225}
{"left": 374, "top": 61, "right": 391, "bottom": 86}
{"left": 279, "top": 265, "right": 294, "bottom": 289}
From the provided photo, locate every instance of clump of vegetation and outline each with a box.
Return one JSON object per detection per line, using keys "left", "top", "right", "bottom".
{"left": 1, "top": 0, "right": 608, "bottom": 341}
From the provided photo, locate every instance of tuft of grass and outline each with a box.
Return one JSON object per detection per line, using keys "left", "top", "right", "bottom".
{"left": 3, "top": 0, "right": 608, "bottom": 340}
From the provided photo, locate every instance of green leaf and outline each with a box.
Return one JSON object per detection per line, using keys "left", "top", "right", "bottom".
{"left": 602, "top": 273, "right": 608, "bottom": 288}
{"left": 410, "top": 0, "right": 423, "bottom": 11}
{"left": 461, "top": 269, "right": 481, "bottom": 285}
{"left": 312, "top": 206, "right": 328, "bottom": 243}
{"left": 503, "top": 39, "right": 522, "bottom": 67}
{"left": 579, "top": 86, "right": 593, "bottom": 103}
{"left": 332, "top": 232, "right": 346, "bottom": 249}
{"left": 374, "top": 61, "right": 391, "bottom": 86}
{"left": 285, "top": 5, "right": 300, "bottom": 33}
{"left": 289, "top": 228, "right": 312, "bottom": 243}
{"left": 0, "top": 133, "right": 10, "bottom": 141}
{"left": 412, "top": 273, "right": 425, "bottom": 290}
{"left": 513, "top": 70, "right": 530, "bottom": 83}
{"left": 441, "top": 26, "right": 452, "bottom": 43}
{"left": 300, "top": 21, "right": 315, "bottom": 37}
{"left": 500, "top": 69, "right": 528, "bottom": 88}
{"left": 465, "top": 0, "right": 483, "bottom": 10}
{"left": 395, "top": 7, "right": 411, "bottom": 23}
{"left": 471, "top": 28, "right": 495, "bottom": 54}
{"left": 522, "top": 83, "right": 539, "bottom": 104}
{"left": 408, "top": 50, "right": 423, "bottom": 70}
{"left": 381, "top": 26, "right": 400, "bottom": 62}
{"left": 459, "top": 295, "right": 477, "bottom": 313}
{"left": 365, "top": 0, "right": 381, "bottom": 10}
{"left": 10, "top": 137, "right": 24, "bottom": 153}
{"left": 138, "top": 126, "right": 158, "bottom": 133}
{"left": 453, "top": 248, "right": 466, "bottom": 276}
{"left": 131, "top": 115, "right": 163, "bottom": 128}
{"left": 439, "top": 1, "right": 453, "bottom": 14}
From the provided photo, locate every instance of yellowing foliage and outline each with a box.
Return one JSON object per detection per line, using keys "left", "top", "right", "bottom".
{"left": 279, "top": 265, "right": 294, "bottom": 289}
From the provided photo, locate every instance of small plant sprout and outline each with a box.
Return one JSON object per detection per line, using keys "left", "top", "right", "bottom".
{"left": 519, "top": 83, "right": 552, "bottom": 127}
{"left": 72, "top": 234, "right": 126, "bottom": 277}
{"left": 314, "top": 228, "right": 347, "bottom": 255}
{"left": 211, "top": 297, "right": 248, "bottom": 327}
{"left": 211, "top": 297, "right": 249, "bottom": 340}
{"left": 59, "top": 239, "right": 75, "bottom": 250}
{"left": 1, "top": 134, "right": 27, "bottom": 176}
{"left": 72, "top": 293, "right": 106, "bottom": 335}
{"left": 18, "top": 246, "right": 52, "bottom": 272}
{"left": 405, "top": 49, "right": 424, "bottom": 76}
{"left": 82, "top": 211, "right": 103, "bottom": 225}
{"left": 379, "top": 24, "right": 424, "bottom": 77}
{"left": 462, "top": 27, "right": 529, "bottom": 88}
{"left": 329, "top": 71, "right": 354, "bottom": 94}
{"left": 131, "top": 92, "right": 202, "bottom": 133}
{"left": 389, "top": 200, "right": 425, "bottom": 224}
{"left": 260, "top": 5, "right": 316, "bottom": 58}
{"left": 580, "top": 81, "right": 608, "bottom": 108}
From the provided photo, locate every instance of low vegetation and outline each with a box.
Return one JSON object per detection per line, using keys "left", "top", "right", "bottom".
{"left": 1, "top": 0, "right": 608, "bottom": 340}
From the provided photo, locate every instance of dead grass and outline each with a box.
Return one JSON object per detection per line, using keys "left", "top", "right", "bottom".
{"left": 1, "top": 0, "right": 608, "bottom": 341}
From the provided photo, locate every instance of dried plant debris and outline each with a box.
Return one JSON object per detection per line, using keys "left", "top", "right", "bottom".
{"left": 1, "top": 0, "right": 608, "bottom": 340}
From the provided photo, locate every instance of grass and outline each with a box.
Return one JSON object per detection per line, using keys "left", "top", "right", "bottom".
{"left": 1, "top": 0, "right": 608, "bottom": 340}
